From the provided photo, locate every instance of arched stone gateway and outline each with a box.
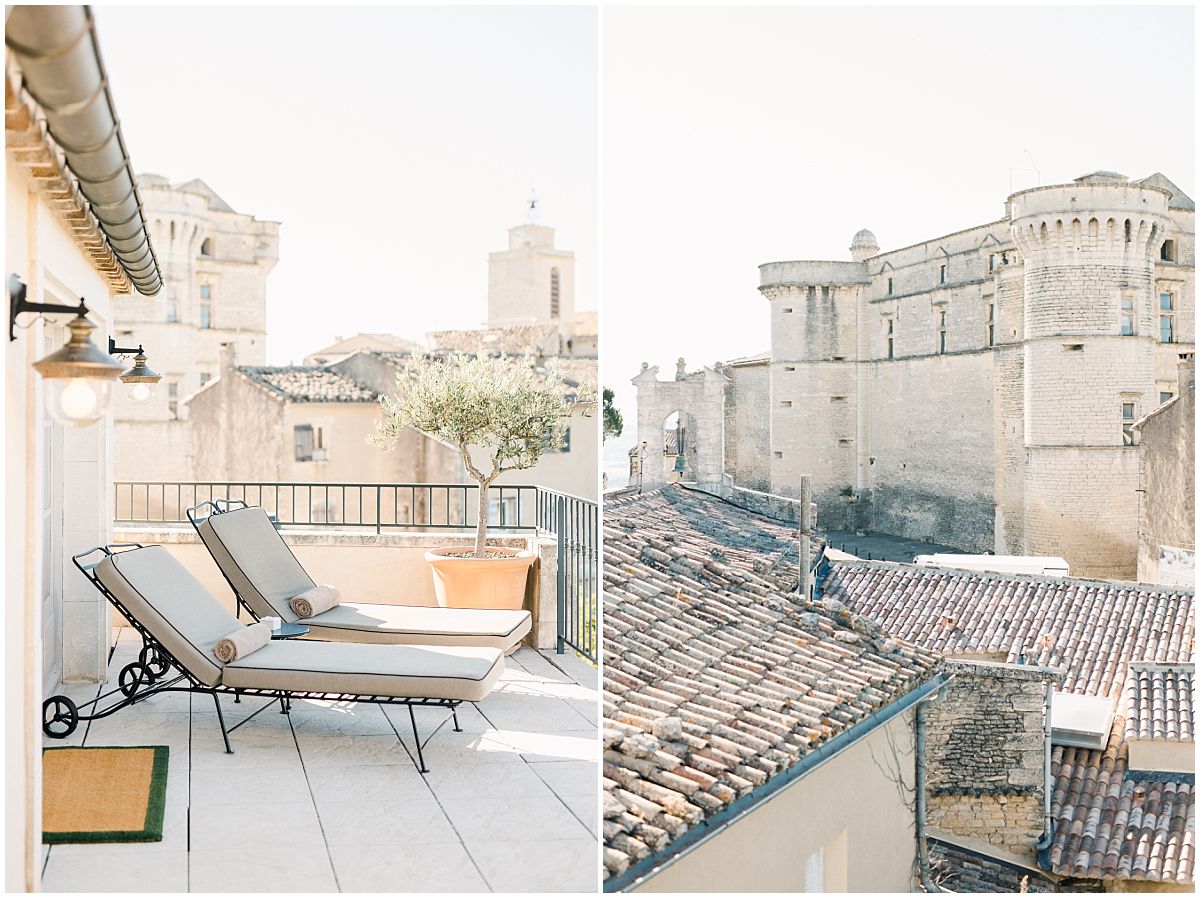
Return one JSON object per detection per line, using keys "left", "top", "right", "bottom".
{"left": 631, "top": 359, "right": 729, "bottom": 490}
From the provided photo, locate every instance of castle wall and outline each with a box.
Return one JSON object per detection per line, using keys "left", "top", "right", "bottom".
{"left": 720, "top": 358, "right": 771, "bottom": 492}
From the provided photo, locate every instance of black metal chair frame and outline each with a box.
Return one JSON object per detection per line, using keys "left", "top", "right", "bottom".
{"left": 42, "top": 544, "right": 463, "bottom": 773}
{"left": 186, "top": 498, "right": 261, "bottom": 623}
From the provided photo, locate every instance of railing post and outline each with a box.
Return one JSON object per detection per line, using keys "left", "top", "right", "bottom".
{"left": 556, "top": 495, "right": 566, "bottom": 655}
{"left": 375, "top": 486, "right": 382, "bottom": 535}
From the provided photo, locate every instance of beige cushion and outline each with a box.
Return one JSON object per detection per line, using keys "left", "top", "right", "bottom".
{"left": 198, "top": 506, "right": 312, "bottom": 622}
{"left": 199, "top": 506, "right": 533, "bottom": 650}
{"left": 95, "top": 547, "right": 241, "bottom": 687}
{"left": 221, "top": 641, "right": 504, "bottom": 702}
{"left": 301, "top": 603, "right": 532, "bottom": 650}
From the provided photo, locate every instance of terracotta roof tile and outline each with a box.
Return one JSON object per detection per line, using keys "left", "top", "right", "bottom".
{"left": 602, "top": 486, "right": 938, "bottom": 881}
{"left": 822, "top": 560, "right": 1195, "bottom": 885}
{"left": 239, "top": 366, "right": 377, "bottom": 403}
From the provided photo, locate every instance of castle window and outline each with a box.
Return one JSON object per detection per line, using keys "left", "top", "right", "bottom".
{"left": 167, "top": 381, "right": 179, "bottom": 418}
{"left": 1121, "top": 402, "right": 1136, "bottom": 445}
{"left": 1159, "top": 292, "right": 1175, "bottom": 343}
{"left": 985, "top": 301, "right": 995, "bottom": 347}
{"left": 1160, "top": 391, "right": 1174, "bottom": 404}
{"left": 199, "top": 284, "right": 213, "bottom": 329}
{"left": 166, "top": 289, "right": 179, "bottom": 323}
{"left": 782, "top": 307, "right": 793, "bottom": 314}
{"left": 886, "top": 277, "right": 893, "bottom": 295}
{"left": 936, "top": 310, "right": 948, "bottom": 354}
{"left": 884, "top": 317, "right": 895, "bottom": 359}
{"left": 550, "top": 268, "right": 561, "bottom": 319}
{"left": 939, "top": 264, "right": 947, "bottom": 286}
{"left": 1161, "top": 239, "right": 1176, "bottom": 262}
{"left": 784, "top": 365, "right": 796, "bottom": 372}
{"left": 988, "top": 254, "right": 995, "bottom": 273}
{"left": 199, "top": 372, "right": 211, "bottom": 387}
{"left": 1124, "top": 220, "right": 1133, "bottom": 243}
{"left": 200, "top": 237, "right": 213, "bottom": 257}
{"left": 1120, "top": 295, "right": 1135, "bottom": 336}
{"left": 780, "top": 400, "right": 792, "bottom": 408}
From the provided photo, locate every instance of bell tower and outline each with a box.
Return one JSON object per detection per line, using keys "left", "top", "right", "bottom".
{"left": 487, "top": 198, "right": 576, "bottom": 337}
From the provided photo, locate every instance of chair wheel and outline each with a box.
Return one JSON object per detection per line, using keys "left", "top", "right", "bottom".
{"left": 138, "top": 645, "right": 169, "bottom": 679}
{"left": 118, "top": 662, "right": 150, "bottom": 698}
{"left": 43, "top": 696, "right": 79, "bottom": 739}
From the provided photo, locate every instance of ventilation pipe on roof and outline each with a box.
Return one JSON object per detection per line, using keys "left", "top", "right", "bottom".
{"left": 5, "top": 5, "right": 162, "bottom": 295}
{"left": 1035, "top": 684, "right": 1055, "bottom": 869}
{"left": 914, "top": 676, "right": 955, "bottom": 893}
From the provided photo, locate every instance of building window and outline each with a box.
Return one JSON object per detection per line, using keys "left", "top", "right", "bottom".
{"left": 1122, "top": 401, "right": 1136, "bottom": 446}
{"left": 166, "top": 289, "right": 179, "bottom": 323}
{"left": 198, "top": 372, "right": 211, "bottom": 387}
{"left": 886, "top": 276, "right": 893, "bottom": 295}
{"left": 1159, "top": 292, "right": 1175, "bottom": 343}
{"left": 200, "top": 237, "right": 213, "bottom": 257}
{"left": 936, "top": 309, "right": 948, "bottom": 354}
{"left": 1161, "top": 239, "right": 1176, "bottom": 262}
{"left": 549, "top": 268, "right": 560, "bottom": 319}
{"left": 985, "top": 301, "right": 996, "bottom": 347}
{"left": 988, "top": 253, "right": 996, "bottom": 273}
{"left": 167, "top": 381, "right": 179, "bottom": 418}
{"left": 294, "top": 424, "right": 315, "bottom": 462}
{"left": 199, "top": 284, "right": 213, "bottom": 329}
{"left": 803, "top": 848, "right": 824, "bottom": 893}
{"left": 1160, "top": 391, "right": 1174, "bottom": 404}
{"left": 884, "top": 316, "right": 895, "bottom": 359}
{"left": 1120, "top": 295, "right": 1135, "bottom": 336}
{"left": 939, "top": 263, "right": 947, "bottom": 285}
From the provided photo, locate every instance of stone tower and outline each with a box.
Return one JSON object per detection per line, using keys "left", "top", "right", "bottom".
{"left": 487, "top": 221, "right": 576, "bottom": 339}
{"left": 632, "top": 360, "right": 729, "bottom": 490}
{"left": 1009, "top": 175, "right": 1171, "bottom": 577}
{"left": 758, "top": 256, "right": 872, "bottom": 529}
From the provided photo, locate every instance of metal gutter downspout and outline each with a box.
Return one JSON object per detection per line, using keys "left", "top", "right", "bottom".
{"left": 915, "top": 674, "right": 956, "bottom": 893}
{"left": 1035, "top": 684, "right": 1055, "bottom": 869}
{"left": 5, "top": 5, "right": 161, "bottom": 294}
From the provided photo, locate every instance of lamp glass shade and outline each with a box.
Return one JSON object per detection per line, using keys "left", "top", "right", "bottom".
{"left": 124, "top": 381, "right": 155, "bottom": 405}
{"left": 45, "top": 377, "right": 112, "bottom": 427}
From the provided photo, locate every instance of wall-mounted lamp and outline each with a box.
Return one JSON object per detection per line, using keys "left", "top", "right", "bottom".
{"left": 9, "top": 274, "right": 124, "bottom": 427}
{"left": 108, "top": 337, "right": 162, "bottom": 405}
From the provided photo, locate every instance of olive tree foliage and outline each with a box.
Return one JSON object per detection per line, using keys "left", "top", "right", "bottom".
{"left": 370, "top": 352, "right": 592, "bottom": 556}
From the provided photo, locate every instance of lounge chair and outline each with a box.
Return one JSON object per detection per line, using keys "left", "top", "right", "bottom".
{"left": 43, "top": 544, "right": 504, "bottom": 771}
{"left": 187, "top": 500, "right": 532, "bottom": 652}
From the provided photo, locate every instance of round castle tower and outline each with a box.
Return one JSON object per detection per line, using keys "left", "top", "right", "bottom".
{"left": 1009, "top": 174, "right": 1171, "bottom": 578}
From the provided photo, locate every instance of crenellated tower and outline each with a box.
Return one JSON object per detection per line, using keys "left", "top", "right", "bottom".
{"left": 1009, "top": 174, "right": 1171, "bottom": 577}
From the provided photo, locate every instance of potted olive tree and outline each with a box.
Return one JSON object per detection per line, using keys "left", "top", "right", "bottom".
{"left": 371, "top": 352, "right": 591, "bottom": 610}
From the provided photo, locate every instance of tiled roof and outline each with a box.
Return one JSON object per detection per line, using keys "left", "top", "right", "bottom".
{"left": 1125, "top": 663, "right": 1194, "bottom": 743}
{"left": 238, "top": 366, "right": 378, "bottom": 403}
{"left": 821, "top": 562, "right": 1194, "bottom": 698}
{"left": 602, "top": 486, "right": 938, "bottom": 881}
{"left": 822, "top": 561, "right": 1195, "bottom": 885}
{"left": 573, "top": 310, "right": 597, "bottom": 337}
{"left": 427, "top": 323, "right": 561, "bottom": 355}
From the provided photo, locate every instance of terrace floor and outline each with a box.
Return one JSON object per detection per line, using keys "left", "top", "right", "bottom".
{"left": 42, "top": 628, "right": 598, "bottom": 893}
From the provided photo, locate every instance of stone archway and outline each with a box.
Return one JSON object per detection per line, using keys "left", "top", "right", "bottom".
{"left": 632, "top": 359, "right": 729, "bottom": 489}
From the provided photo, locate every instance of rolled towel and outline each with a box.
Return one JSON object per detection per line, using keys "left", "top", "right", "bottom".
{"left": 290, "top": 584, "right": 340, "bottom": 619}
{"left": 214, "top": 622, "right": 271, "bottom": 663}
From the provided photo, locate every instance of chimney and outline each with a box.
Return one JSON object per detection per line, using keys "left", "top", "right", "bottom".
{"left": 219, "top": 341, "right": 237, "bottom": 373}
{"left": 922, "top": 661, "right": 1061, "bottom": 863}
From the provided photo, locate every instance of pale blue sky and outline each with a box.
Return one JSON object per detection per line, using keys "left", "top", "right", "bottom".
{"left": 602, "top": 4, "right": 1196, "bottom": 478}
{"left": 96, "top": 5, "right": 598, "bottom": 364}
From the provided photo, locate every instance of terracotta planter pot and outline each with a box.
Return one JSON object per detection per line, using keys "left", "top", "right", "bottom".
{"left": 425, "top": 546, "right": 537, "bottom": 610}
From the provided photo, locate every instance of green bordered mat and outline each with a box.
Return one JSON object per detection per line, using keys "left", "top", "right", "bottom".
{"left": 42, "top": 745, "right": 169, "bottom": 844}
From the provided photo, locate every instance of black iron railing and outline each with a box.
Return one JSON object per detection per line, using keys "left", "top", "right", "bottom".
{"left": 113, "top": 480, "right": 598, "bottom": 663}
{"left": 113, "top": 481, "right": 539, "bottom": 533}
{"left": 536, "top": 488, "right": 598, "bottom": 662}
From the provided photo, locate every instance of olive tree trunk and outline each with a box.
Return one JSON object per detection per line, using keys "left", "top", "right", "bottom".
{"left": 475, "top": 478, "right": 490, "bottom": 558}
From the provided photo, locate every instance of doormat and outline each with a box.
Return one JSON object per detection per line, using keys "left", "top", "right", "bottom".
{"left": 42, "top": 745, "right": 169, "bottom": 844}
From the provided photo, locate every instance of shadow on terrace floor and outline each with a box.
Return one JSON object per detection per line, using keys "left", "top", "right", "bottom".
{"left": 41, "top": 628, "right": 599, "bottom": 893}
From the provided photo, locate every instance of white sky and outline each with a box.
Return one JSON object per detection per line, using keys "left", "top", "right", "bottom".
{"left": 602, "top": 4, "right": 1195, "bottom": 477}
{"left": 95, "top": 5, "right": 598, "bottom": 364}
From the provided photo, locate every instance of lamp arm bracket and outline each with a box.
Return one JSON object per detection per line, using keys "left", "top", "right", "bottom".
{"left": 9, "top": 276, "right": 89, "bottom": 341}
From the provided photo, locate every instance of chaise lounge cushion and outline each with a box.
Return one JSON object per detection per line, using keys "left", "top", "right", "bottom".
{"left": 95, "top": 546, "right": 241, "bottom": 687}
{"left": 221, "top": 641, "right": 503, "bottom": 702}
{"left": 197, "top": 506, "right": 312, "bottom": 622}
{"left": 300, "top": 602, "right": 532, "bottom": 648}
{"left": 197, "top": 505, "right": 533, "bottom": 650}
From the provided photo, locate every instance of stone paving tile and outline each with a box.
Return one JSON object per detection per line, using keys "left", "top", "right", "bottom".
{"left": 40, "top": 629, "right": 599, "bottom": 892}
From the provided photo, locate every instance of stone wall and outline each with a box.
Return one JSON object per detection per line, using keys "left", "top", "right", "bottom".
{"left": 924, "top": 661, "right": 1056, "bottom": 861}
{"left": 720, "top": 358, "right": 770, "bottom": 491}
{"left": 632, "top": 362, "right": 728, "bottom": 489}
{"left": 1136, "top": 360, "right": 1196, "bottom": 584}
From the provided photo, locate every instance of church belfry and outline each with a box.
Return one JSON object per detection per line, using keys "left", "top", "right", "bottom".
{"left": 487, "top": 201, "right": 576, "bottom": 336}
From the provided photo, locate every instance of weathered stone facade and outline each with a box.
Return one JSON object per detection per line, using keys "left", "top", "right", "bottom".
{"left": 112, "top": 175, "right": 279, "bottom": 481}
{"left": 637, "top": 171, "right": 1194, "bottom": 578}
{"left": 924, "top": 661, "right": 1057, "bottom": 860}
